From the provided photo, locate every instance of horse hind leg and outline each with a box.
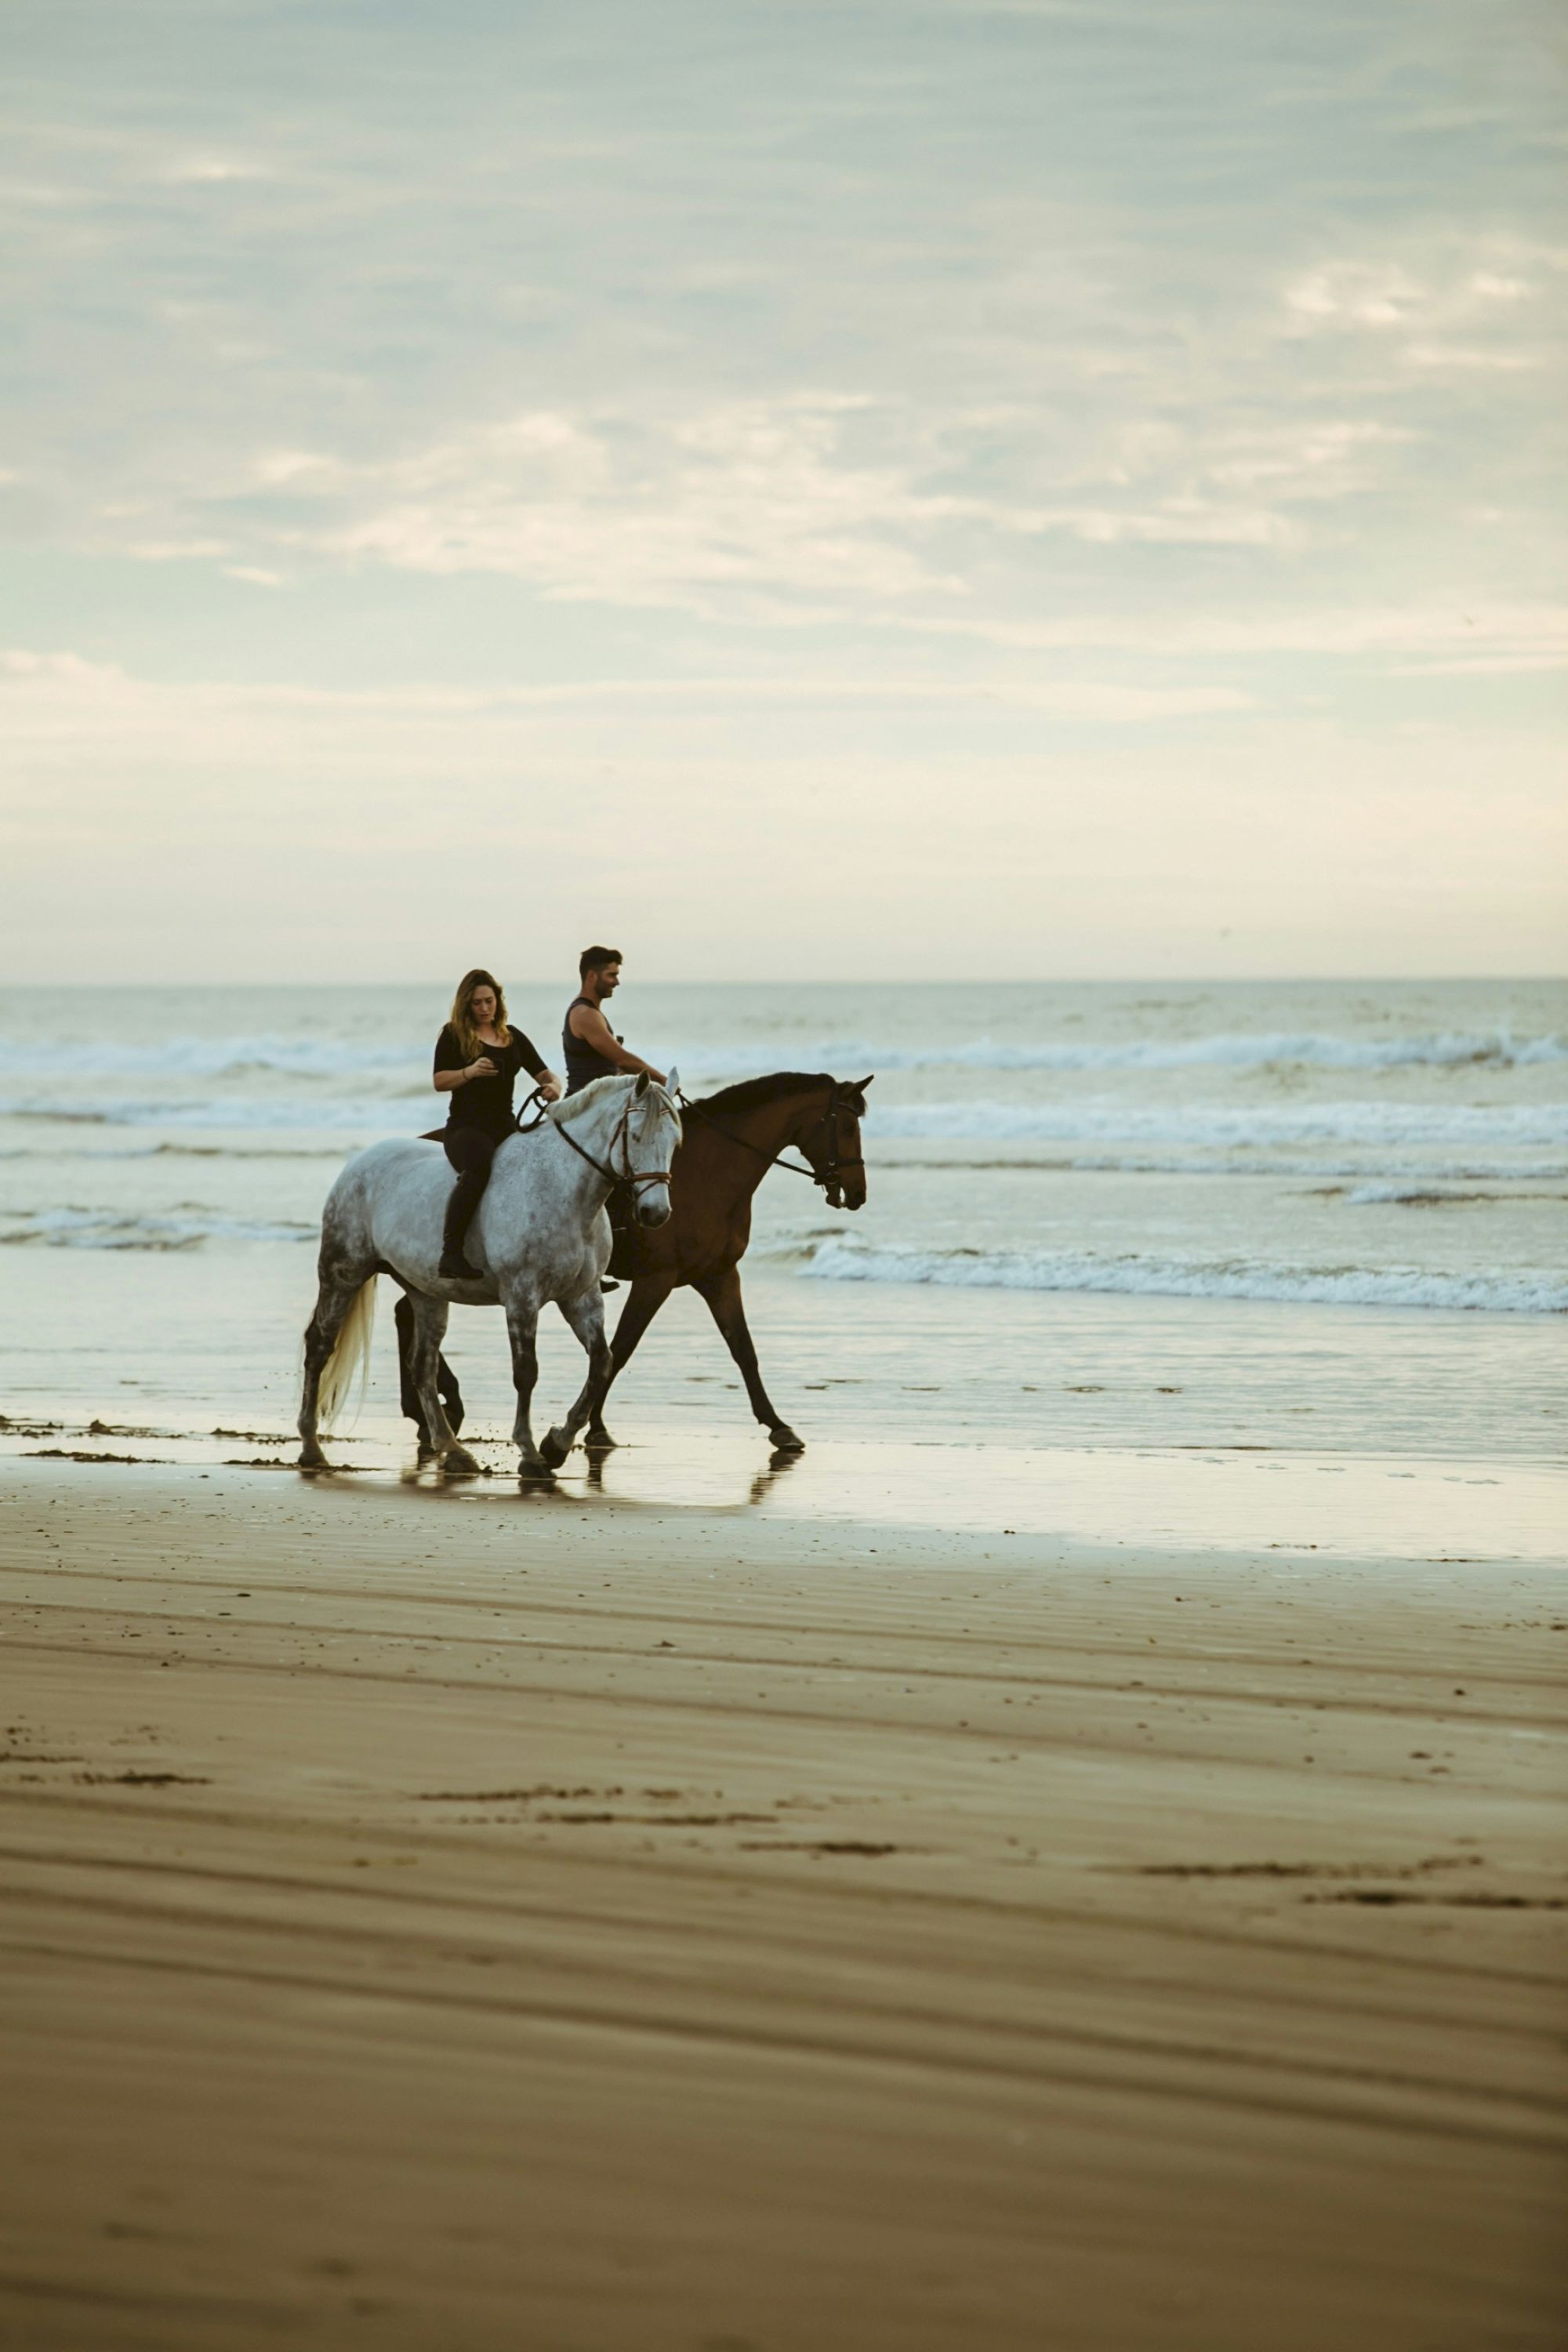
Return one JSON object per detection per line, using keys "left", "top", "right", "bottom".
{"left": 395, "top": 1292, "right": 466, "bottom": 1457}
{"left": 696, "top": 1264, "right": 804, "bottom": 1453}
{"left": 541, "top": 1288, "right": 615, "bottom": 1468}
{"left": 394, "top": 1293, "right": 429, "bottom": 1450}
{"left": 297, "top": 1271, "right": 368, "bottom": 1470}
{"left": 405, "top": 1293, "right": 481, "bottom": 1475}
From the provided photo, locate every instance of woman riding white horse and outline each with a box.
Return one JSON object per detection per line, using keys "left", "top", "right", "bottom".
{"left": 297, "top": 1066, "right": 681, "bottom": 1479}
{"left": 434, "top": 967, "right": 561, "bottom": 1280}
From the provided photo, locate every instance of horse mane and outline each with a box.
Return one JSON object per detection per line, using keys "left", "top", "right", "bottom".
{"left": 545, "top": 1073, "right": 630, "bottom": 1123}
{"left": 691, "top": 1071, "right": 835, "bottom": 1115}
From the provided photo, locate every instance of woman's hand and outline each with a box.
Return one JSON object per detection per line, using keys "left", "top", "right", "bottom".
{"left": 536, "top": 1072, "right": 563, "bottom": 1102}
{"left": 467, "top": 1056, "right": 498, "bottom": 1081}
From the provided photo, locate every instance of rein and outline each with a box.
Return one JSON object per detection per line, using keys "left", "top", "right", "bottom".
{"left": 677, "top": 1087, "right": 866, "bottom": 1194}
{"left": 544, "top": 1087, "right": 673, "bottom": 1197}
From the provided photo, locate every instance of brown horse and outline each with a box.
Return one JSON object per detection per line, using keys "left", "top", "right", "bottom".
{"left": 583, "top": 1070, "right": 871, "bottom": 1457}
{"left": 394, "top": 1071, "right": 870, "bottom": 1460}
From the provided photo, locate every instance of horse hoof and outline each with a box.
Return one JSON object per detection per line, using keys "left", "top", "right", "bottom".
{"left": 443, "top": 1446, "right": 484, "bottom": 1477}
{"left": 768, "top": 1426, "right": 806, "bottom": 1454}
{"left": 539, "top": 1428, "right": 571, "bottom": 1469}
{"left": 517, "top": 1456, "right": 556, "bottom": 1484}
{"left": 584, "top": 1428, "right": 617, "bottom": 1454}
{"left": 297, "top": 1445, "right": 330, "bottom": 1472}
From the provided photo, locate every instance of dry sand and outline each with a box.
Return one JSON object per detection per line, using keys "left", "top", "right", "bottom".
{"left": 0, "top": 1457, "right": 1563, "bottom": 2350}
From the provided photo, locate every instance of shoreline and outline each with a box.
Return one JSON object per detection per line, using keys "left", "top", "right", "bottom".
{"left": 2, "top": 1460, "right": 1563, "bottom": 2348}
{"left": 2, "top": 1406, "right": 1564, "bottom": 1559}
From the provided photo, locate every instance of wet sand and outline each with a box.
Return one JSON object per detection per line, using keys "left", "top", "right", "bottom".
{"left": 1, "top": 1459, "right": 1563, "bottom": 2350}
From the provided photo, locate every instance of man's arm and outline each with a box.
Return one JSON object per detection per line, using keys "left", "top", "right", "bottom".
{"left": 568, "top": 1002, "right": 666, "bottom": 1084}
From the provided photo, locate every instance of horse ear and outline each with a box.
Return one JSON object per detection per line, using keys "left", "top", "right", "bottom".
{"left": 857, "top": 1074, "right": 874, "bottom": 1091}
{"left": 666, "top": 1065, "right": 680, "bottom": 1096}
{"left": 634, "top": 1069, "right": 649, "bottom": 1097}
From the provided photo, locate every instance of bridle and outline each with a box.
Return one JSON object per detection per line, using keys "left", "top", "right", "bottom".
{"left": 678, "top": 1083, "right": 866, "bottom": 1202}
{"left": 528, "top": 1083, "right": 676, "bottom": 1200}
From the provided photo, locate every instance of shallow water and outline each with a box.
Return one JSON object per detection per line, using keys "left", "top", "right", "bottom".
{"left": 2, "top": 979, "right": 1562, "bottom": 1555}
{"left": 2, "top": 977, "right": 1563, "bottom": 1309}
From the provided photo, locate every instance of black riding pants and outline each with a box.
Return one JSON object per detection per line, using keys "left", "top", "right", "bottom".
{"left": 441, "top": 1126, "right": 499, "bottom": 1252}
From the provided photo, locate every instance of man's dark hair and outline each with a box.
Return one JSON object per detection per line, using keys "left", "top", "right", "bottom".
{"left": 579, "top": 944, "right": 622, "bottom": 979}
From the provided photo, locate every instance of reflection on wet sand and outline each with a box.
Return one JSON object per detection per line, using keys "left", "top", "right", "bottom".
{"left": 388, "top": 1428, "right": 810, "bottom": 1513}
{"left": 5, "top": 1410, "right": 1561, "bottom": 1559}
{"left": 582, "top": 1437, "right": 804, "bottom": 1508}
{"left": 520, "top": 1431, "right": 1567, "bottom": 1558}
{"left": 753, "top": 1446, "right": 807, "bottom": 1504}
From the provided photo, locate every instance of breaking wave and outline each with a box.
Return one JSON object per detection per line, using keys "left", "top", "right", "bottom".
{"left": 877, "top": 1152, "right": 1568, "bottom": 1182}
{"left": 867, "top": 1100, "right": 1568, "bottom": 1149}
{"left": 0, "top": 1025, "right": 1562, "bottom": 1087}
{"left": 559, "top": 1027, "right": 1568, "bottom": 1079}
{"left": 0, "top": 1207, "right": 318, "bottom": 1251}
{"left": 5, "top": 1093, "right": 1561, "bottom": 1153}
{"left": 0, "top": 1097, "right": 431, "bottom": 1132}
{"left": 0, "top": 1035, "right": 425, "bottom": 1080}
{"left": 798, "top": 1239, "right": 1568, "bottom": 1316}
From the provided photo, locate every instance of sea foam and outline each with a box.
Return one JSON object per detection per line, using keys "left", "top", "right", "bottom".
{"left": 0, "top": 1024, "right": 1561, "bottom": 1084}
{"left": 0, "top": 1207, "right": 317, "bottom": 1250}
{"left": 864, "top": 1100, "right": 1568, "bottom": 1149}
{"left": 798, "top": 1239, "right": 1568, "bottom": 1316}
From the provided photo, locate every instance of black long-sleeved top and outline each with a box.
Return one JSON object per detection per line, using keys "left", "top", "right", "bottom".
{"left": 434, "top": 1023, "right": 546, "bottom": 1140}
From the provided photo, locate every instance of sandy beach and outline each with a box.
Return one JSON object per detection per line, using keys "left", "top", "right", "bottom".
{"left": 2, "top": 1457, "right": 1563, "bottom": 2350}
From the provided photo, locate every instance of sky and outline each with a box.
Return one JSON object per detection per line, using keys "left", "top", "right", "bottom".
{"left": 1, "top": 0, "right": 1564, "bottom": 982}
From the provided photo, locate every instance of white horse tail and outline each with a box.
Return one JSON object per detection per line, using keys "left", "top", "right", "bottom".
{"left": 317, "top": 1276, "right": 378, "bottom": 1429}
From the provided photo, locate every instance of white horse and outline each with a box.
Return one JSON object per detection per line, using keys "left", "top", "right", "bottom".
{"left": 296, "top": 1070, "right": 681, "bottom": 1478}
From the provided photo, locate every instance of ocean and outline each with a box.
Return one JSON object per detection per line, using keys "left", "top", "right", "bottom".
{"left": 2, "top": 978, "right": 1563, "bottom": 1553}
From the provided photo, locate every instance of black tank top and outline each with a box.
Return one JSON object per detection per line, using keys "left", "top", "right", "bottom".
{"left": 562, "top": 996, "right": 620, "bottom": 1095}
{"left": 434, "top": 1024, "right": 544, "bottom": 1138}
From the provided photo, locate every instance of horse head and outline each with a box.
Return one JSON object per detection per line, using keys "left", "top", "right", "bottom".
{"left": 626, "top": 1066, "right": 683, "bottom": 1227}
{"left": 802, "top": 1074, "right": 872, "bottom": 1211}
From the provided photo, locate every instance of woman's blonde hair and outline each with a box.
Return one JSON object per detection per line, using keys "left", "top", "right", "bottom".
{"left": 448, "top": 968, "right": 513, "bottom": 1062}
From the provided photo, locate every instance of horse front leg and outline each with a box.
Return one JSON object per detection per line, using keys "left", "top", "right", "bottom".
{"left": 540, "top": 1287, "right": 615, "bottom": 1468}
{"left": 408, "top": 1292, "right": 481, "bottom": 1475}
{"left": 586, "top": 1273, "right": 677, "bottom": 1449}
{"left": 695, "top": 1264, "right": 804, "bottom": 1453}
{"left": 504, "top": 1292, "right": 552, "bottom": 1479}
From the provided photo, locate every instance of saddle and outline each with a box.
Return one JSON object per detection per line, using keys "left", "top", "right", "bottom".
{"left": 424, "top": 1127, "right": 640, "bottom": 1267}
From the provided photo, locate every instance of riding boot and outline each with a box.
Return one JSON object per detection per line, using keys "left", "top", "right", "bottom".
{"left": 438, "top": 1175, "right": 485, "bottom": 1282}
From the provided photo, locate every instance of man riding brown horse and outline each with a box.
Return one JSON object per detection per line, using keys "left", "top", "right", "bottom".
{"left": 590, "top": 1069, "right": 872, "bottom": 1455}
{"left": 563, "top": 946, "right": 666, "bottom": 1095}
{"left": 563, "top": 946, "right": 666, "bottom": 1290}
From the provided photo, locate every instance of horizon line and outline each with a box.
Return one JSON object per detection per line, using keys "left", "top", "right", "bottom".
{"left": 0, "top": 974, "right": 1563, "bottom": 992}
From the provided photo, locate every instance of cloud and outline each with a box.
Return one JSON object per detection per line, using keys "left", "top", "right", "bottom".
{"left": 255, "top": 399, "right": 964, "bottom": 609}
{"left": 1280, "top": 239, "right": 1565, "bottom": 381}
{"left": 0, "top": 648, "right": 1253, "bottom": 764}
{"left": 137, "top": 387, "right": 1434, "bottom": 617}
{"left": 0, "top": 0, "right": 1563, "bottom": 974}
{"left": 156, "top": 154, "right": 275, "bottom": 187}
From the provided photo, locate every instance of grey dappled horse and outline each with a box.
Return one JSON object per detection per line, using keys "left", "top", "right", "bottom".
{"left": 296, "top": 1071, "right": 681, "bottom": 1478}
